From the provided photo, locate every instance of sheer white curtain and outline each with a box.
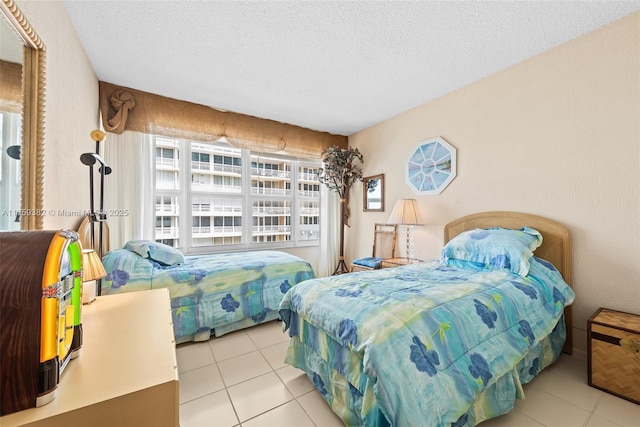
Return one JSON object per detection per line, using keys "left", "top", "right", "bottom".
{"left": 103, "top": 131, "right": 155, "bottom": 249}
{"left": 318, "top": 187, "right": 340, "bottom": 277}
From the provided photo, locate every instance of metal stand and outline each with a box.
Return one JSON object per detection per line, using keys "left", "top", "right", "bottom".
{"left": 405, "top": 224, "right": 414, "bottom": 261}
{"left": 332, "top": 257, "right": 350, "bottom": 275}
{"left": 332, "top": 198, "right": 350, "bottom": 275}
{"left": 80, "top": 147, "right": 111, "bottom": 295}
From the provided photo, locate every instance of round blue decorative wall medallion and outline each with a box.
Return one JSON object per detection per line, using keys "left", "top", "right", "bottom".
{"left": 406, "top": 137, "right": 456, "bottom": 195}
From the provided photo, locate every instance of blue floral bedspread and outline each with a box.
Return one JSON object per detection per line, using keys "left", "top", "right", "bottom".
{"left": 101, "top": 250, "right": 315, "bottom": 342}
{"left": 279, "top": 257, "right": 575, "bottom": 426}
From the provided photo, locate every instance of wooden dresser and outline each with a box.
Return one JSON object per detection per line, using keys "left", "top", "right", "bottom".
{"left": 0, "top": 289, "right": 179, "bottom": 426}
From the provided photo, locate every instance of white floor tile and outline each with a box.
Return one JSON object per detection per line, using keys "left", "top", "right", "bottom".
{"left": 180, "top": 363, "right": 226, "bottom": 404}
{"left": 515, "top": 389, "right": 591, "bottom": 427}
{"left": 260, "top": 341, "right": 289, "bottom": 370}
{"left": 526, "top": 368, "right": 603, "bottom": 411}
{"left": 242, "top": 401, "right": 314, "bottom": 427}
{"left": 176, "top": 341, "right": 215, "bottom": 373}
{"left": 297, "top": 390, "right": 345, "bottom": 427}
{"left": 546, "top": 353, "right": 588, "bottom": 382}
{"left": 585, "top": 414, "right": 624, "bottom": 427}
{"left": 209, "top": 331, "right": 258, "bottom": 362}
{"left": 180, "top": 389, "right": 239, "bottom": 427}
{"left": 276, "top": 365, "right": 315, "bottom": 397}
{"left": 479, "top": 410, "right": 543, "bottom": 426}
{"left": 593, "top": 393, "right": 640, "bottom": 427}
{"left": 227, "top": 372, "right": 294, "bottom": 422}
{"left": 217, "top": 350, "right": 272, "bottom": 386}
{"left": 245, "top": 320, "right": 289, "bottom": 349}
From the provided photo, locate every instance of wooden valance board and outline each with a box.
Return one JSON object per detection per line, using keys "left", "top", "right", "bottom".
{"left": 99, "top": 81, "right": 347, "bottom": 159}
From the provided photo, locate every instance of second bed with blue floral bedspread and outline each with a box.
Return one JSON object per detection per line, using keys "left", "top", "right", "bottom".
{"left": 101, "top": 245, "right": 315, "bottom": 343}
{"left": 279, "top": 256, "right": 575, "bottom": 426}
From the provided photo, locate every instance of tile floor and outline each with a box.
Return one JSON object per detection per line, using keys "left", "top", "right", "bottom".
{"left": 177, "top": 320, "right": 640, "bottom": 427}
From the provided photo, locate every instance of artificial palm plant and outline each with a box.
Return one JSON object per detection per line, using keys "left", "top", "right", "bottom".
{"left": 318, "top": 146, "right": 364, "bottom": 274}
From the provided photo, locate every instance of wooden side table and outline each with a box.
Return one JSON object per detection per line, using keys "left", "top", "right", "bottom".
{"left": 380, "top": 258, "right": 423, "bottom": 269}
{"left": 588, "top": 308, "right": 640, "bottom": 404}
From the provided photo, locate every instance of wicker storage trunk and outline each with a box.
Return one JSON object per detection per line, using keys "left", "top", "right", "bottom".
{"left": 588, "top": 308, "right": 640, "bottom": 404}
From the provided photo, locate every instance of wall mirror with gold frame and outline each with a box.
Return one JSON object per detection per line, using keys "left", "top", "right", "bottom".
{"left": 363, "top": 174, "right": 384, "bottom": 212}
{"left": 0, "top": 0, "right": 46, "bottom": 230}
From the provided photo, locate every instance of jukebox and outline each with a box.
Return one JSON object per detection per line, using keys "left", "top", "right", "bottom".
{"left": 0, "top": 230, "right": 83, "bottom": 415}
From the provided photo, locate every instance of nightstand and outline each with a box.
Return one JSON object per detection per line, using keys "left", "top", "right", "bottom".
{"left": 588, "top": 308, "right": 640, "bottom": 404}
{"left": 380, "top": 258, "right": 423, "bottom": 269}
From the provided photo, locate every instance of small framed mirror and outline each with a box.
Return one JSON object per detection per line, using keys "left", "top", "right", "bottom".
{"left": 363, "top": 174, "right": 384, "bottom": 212}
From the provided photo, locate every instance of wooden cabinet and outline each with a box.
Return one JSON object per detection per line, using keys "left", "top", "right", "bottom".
{"left": 380, "top": 258, "right": 423, "bottom": 269}
{"left": 0, "top": 289, "right": 179, "bottom": 427}
{"left": 588, "top": 308, "right": 640, "bottom": 404}
{"left": 0, "top": 230, "right": 84, "bottom": 416}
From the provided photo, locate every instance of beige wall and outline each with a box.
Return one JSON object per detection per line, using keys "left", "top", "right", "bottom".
{"left": 348, "top": 12, "right": 640, "bottom": 353}
{"left": 15, "top": 2, "right": 638, "bottom": 350}
{"left": 17, "top": 0, "right": 99, "bottom": 230}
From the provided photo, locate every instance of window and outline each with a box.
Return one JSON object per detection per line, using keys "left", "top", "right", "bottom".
{"left": 191, "top": 151, "right": 210, "bottom": 170}
{"left": 155, "top": 138, "right": 180, "bottom": 191}
{"left": 298, "top": 164, "right": 321, "bottom": 241}
{"left": 152, "top": 136, "right": 321, "bottom": 253}
{"left": 0, "top": 112, "right": 22, "bottom": 231}
{"left": 0, "top": 114, "right": 3, "bottom": 179}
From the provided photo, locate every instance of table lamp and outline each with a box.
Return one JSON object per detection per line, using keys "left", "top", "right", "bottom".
{"left": 82, "top": 249, "right": 106, "bottom": 304}
{"left": 388, "top": 198, "right": 423, "bottom": 260}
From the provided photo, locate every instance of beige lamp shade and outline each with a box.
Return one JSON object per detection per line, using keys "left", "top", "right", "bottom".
{"left": 388, "top": 199, "right": 423, "bottom": 225}
{"left": 82, "top": 249, "right": 106, "bottom": 282}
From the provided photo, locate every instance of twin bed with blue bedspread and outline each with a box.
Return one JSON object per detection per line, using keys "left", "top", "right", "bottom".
{"left": 278, "top": 212, "right": 576, "bottom": 426}
{"left": 100, "top": 242, "right": 315, "bottom": 343}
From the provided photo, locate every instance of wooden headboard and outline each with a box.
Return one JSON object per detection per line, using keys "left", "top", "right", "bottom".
{"left": 444, "top": 211, "right": 573, "bottom": 354}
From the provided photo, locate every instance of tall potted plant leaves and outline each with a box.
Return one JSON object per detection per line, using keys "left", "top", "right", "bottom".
{"left": 318, "top": 146, "right": 364, "bottom": 274}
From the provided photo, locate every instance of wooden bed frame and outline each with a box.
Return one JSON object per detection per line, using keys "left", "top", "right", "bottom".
{"left": 444, "top": 211, "right": 573, "bottom": 354}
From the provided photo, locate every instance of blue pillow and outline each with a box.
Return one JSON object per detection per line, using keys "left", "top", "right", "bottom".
{"left": 124, "top": 240, "right": 185, "bottom": 266}
{"left": 441, "top": 227, "right": 542, "bottom": 276}
{"left": 352, "top": 257, "right": 384, "bottom": 269}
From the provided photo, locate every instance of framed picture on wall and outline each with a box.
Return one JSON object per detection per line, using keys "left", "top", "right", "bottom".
{"left": 363, "top": 174, "right": 384, "bottom": 212}
{"left": 406, "top": 137, "right": 456, "bottom": 195}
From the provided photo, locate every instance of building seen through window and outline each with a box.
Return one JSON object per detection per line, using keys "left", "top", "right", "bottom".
{"left": 153, "top": 137, "right": 321, "bottom": 252}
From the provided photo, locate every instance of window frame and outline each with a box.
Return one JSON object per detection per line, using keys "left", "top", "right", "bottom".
{"left": 153, "top": 136, "right": 321, "bottom": 254}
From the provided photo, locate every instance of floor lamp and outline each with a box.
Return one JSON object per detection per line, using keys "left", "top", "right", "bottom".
{"left": 80, "top": 131, "right": 111, "bottom": 295}
{"left": 388, "top": 198, "right": 423, "bottom": 260}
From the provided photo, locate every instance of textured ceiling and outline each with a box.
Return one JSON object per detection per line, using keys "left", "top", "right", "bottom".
{"left": 63, "top": 1, "right": 640, "bottom": 136}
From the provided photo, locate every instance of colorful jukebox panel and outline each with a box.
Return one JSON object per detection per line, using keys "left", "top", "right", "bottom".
{"left": 0, "top": 230, "right": 83, "bottom": 416}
